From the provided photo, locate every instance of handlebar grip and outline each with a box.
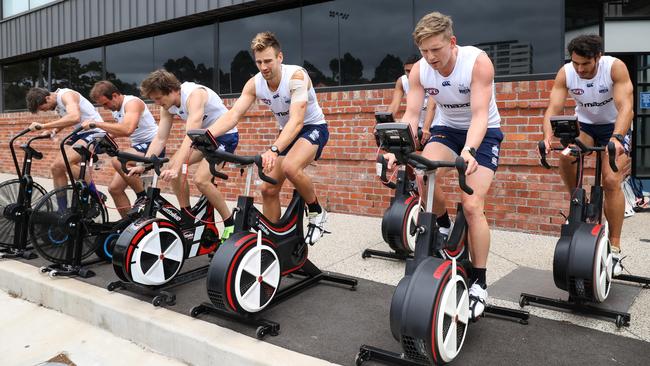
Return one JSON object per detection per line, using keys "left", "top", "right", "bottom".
{"left": 538, "top": 141, "right": 550, "bottom": 169}
{"left": 254, "top": 156, "right": 279, "bottom": 185}
{"left": 607, "top": 141, "right": 618, "bottom": 172}
{"left": 375, "top": 156, "right": 396, "bottom": 189}
{"left": 209, "top": 163, "right": 229, "bottom": 181}
{"left": 455, "top": 156, "right": 473, "bottom": 195}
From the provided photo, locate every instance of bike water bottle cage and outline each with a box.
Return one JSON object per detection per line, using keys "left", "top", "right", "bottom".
{"left": 550, "top": 116, "right": 580, "bottom": 145}
{"left": 375, "top": 123, "right": 416, "bottom": 161}
{"left": 93, "top": 133, "right": 120, "bottom": 157}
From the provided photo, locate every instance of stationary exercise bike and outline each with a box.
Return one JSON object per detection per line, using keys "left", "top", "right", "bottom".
{"left": 28, "top": 126, "right": 109, "bottom": 278}
{"left": 0, "top": 129, "right": 51, "bottom": 259}
{"left": 520, "top": 116, "right": 650, "bottom": 327}
{"left": 362, "top": 112, "right": 427, "bottom": 260}
{"left": 357, "top": 123, "right": 528, "bottom": 365}
{"left": 186, "top": 128, "right": 358, "bottom": 339}
{"left": 108, "top": 150, "right": 222, "bottom": 306}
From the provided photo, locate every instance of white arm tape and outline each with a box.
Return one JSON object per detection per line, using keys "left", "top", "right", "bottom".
{"left": 289, "top": 77, "right": 308, "bottom": 103}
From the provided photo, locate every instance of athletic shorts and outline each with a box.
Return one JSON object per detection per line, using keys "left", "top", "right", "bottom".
{"left": 131, "top": 142, "right": 166, "bottom": 158}
{"left": 65, "top": 131, "right": 100, "bottom": 146}
{"left": 280, "top": 124, "right": 329, "bottom": 161}
{"left": 579, "top": 123, "right": 631, "bottom": 155}
{"left": 428, "top": 126, "right": 504, "bottom": 172}
{"left": 215, "top": 132, "right": 239, "bottom": 153}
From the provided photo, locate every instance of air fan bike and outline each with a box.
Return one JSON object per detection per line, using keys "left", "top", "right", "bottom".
{"left": 27, "top": 127, "right": 110, "bottom": 278}
{"left": 0, "top": 128, "right": 52, "bottom": 259}
{"left": 186, "top": 128, "right": 358, "bottom": 339}
{"left": 357, "top": 123, "right": 528, "bottom": 365}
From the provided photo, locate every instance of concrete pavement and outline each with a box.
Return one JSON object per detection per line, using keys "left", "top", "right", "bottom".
{"left": 1, "top": 172, "right": 649, "bottom": 365}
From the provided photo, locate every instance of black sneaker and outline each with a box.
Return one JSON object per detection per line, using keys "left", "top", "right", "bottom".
{"left": 127, "top": 196, "right": 149, "bottom": 216}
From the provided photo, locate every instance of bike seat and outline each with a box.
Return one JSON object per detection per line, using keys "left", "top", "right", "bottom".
{"left": 20, "top": 144, "right": 43, "bottom": 160}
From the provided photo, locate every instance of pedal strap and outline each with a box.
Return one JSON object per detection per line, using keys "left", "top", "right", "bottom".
{"left": 469, "top": 294, "right": 486, "bottom": 319}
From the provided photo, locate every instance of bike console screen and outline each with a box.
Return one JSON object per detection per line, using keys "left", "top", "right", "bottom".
{"left": 375, "top": 112, "right": 396, "bottom": 124}
{"left": 93, "top": 133, "right": 119, "bottom": 155}
{"left": 187, "top": 129, "right": 218, "bottom": 151}
{"left": 375, "top": 123, "right": 416, "bottom": 155}
{"left": 550, "top": 116, "right": 580, "bottom": 140}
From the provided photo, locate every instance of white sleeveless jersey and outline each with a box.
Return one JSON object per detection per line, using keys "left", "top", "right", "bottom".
{"left": 564, "top": 55, "right": 618, "bottom": 125}
{"left": 254, "top": 64, "right": 326, "bottom": 129}
{"left": 401, "top": 74, "right": 431, "bottom": 128}
{"left": 167, "top": 82, "right": 237, "bottom": 134}
{"left": 55, "top": 88, "right": 103, "bottom": 130}
{"left": 112, "top": 95, "right": 158, "bottom": 145}
{"left": 419, "top": 45, "right": 500, "bottom": 129}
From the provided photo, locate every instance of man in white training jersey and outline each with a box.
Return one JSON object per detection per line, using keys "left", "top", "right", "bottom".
{"left": 130, "top": 70, "right": 239, "bottom": 239}
{"left": 81, "top": 80, "right": 159, "bottom": 218}
{"left": 26, "top": 87, "right": 105, "bottom": 208}
{"left": 204, "top": 31, "right": 329, "bottom": 245}
{"left": 388, "top": 54, "right": 436, "bottom": 146}
{"left": 385, "top": 12, "right": 504, "bottom": 319}
{"left": 542, "top": 34, "right": 633, "bottom": 276}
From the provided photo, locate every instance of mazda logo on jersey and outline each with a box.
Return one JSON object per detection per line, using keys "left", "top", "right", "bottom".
{"left": 570, "top": 88, "right": 584, "bottom": 95}
{"left": 599, "top": 87, "right": 609, "bottom": 93}
{"left": 425, "top": 88, "right": 439, "bottom": 95}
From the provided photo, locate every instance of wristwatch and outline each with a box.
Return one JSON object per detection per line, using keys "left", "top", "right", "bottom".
{"left": 611, "top": 133, "right": 625, "bottom": 145}
{"left": 462, "top": 146, "right": 477, "bottom": 158}
{"left": 270, "top": 145, "right": 280, "bottom": 155}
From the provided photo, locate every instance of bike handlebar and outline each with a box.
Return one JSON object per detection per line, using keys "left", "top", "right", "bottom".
{"left": 539, "top": 139, "right": 618, "bottom": 172}
{"left": 115, "top": 152, "right": 169, "bottom": 176}
{"left": 407, "top": 154, "right": 473, "bottom": 195}
{"left": 375, "top": 155, "right": 397, "bottom": 189}
{"left": 203, "top": 149, "right": 278, "bottom": 185}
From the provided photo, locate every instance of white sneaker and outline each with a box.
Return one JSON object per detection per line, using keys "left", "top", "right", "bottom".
{"left": 305, "top": 209, "right": 329, "bottom": 245}
{"left": 469, "top": 282, "right": 488, "bottom": 320}
{"left": 612, "top": 251, "right": 624, "bottom": 277}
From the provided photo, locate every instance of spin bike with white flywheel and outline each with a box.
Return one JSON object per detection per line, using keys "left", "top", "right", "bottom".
{"left": 357, "top": 123, "right": 528, "bottom": 366}
{"left": 186, "top": 128, "right": 358, "bottom": 339}
{"left": 520, "top": 116, "right": 650, "bottom": 327}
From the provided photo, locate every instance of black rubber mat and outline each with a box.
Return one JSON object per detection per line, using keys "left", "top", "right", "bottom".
{"left": 16, "top": 255, "right": 650, "bottom": 366}
{"left": 490, "top": 266, "right": 643, "bottom": 312}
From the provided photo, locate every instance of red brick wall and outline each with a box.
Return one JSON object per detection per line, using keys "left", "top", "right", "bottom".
{"left": 0, "top": 80, "right": 589, "bottom": 235}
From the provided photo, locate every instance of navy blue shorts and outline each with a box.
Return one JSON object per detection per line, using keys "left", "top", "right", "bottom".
{"left": 579, "top": 123, "right": 631, "bottom": 155}
{"left": 280, "top": 124, "right": 329, "bottom": 161}
{"left": 65, "top": 131, "right": 99, "bottom": 146}
{"left": 428, "top": 126, "right": 504, "bottom": 172}
{"left": 131, "top": 142, "right": 166, "bottom": 158}
{"left": 216, "top": 132, "right": 239, "bottom": 153}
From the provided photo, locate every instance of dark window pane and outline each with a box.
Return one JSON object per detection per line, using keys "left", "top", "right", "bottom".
{"left": 605, "top": 0, "right": 650, "bottom": 17}
{"left": 154, "top": 25, "right": 215, "bottom": 89}
{"left": 565, "top": 0, "right": 601, "bottom": 58}
{"left": 303, "top": 0, "right": 414, "bottom": 87}
{"left": 2, "top": 60, "right": 44, "bottom": 110}
{"left": 218, "top": 8, "right": 300, "bottom": 94}
{"left": 50, "top": 48, "right": 103, "bottom": 98}
{"left": 106, "top": 38, "right": 154, "bottom": 97}
{"left": 415, "top": 0, "right": 563, "bottom": 76}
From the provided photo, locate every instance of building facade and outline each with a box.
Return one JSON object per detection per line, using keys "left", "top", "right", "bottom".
{"left": 1, "top": 0, "right": 649, "bottom": 234}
